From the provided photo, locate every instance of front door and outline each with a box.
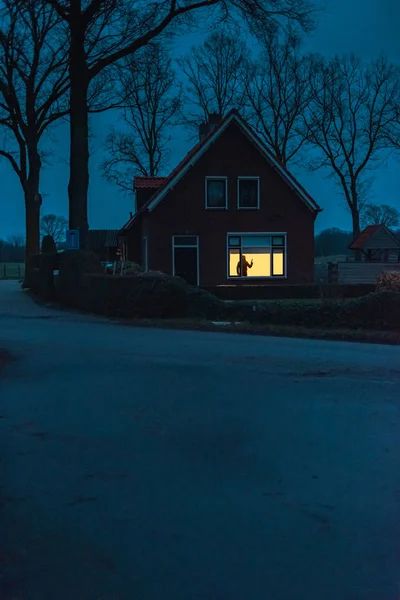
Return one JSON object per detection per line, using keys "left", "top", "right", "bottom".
{"left": 173, "top": 236, "right": 199, "bottom": 286}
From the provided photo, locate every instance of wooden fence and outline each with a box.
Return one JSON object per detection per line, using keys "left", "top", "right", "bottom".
{"left": 0, "top": 262, "right": 25, "bottom": 280}
{"left": 329, "top": 262, "right": 400, "bottom": 284}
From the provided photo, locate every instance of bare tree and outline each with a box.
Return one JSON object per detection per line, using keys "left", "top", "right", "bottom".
{"left": 182, "top": 31, "right": 247, "bottom": 127}
{"left": 243, "top": 29, "right": 313, "bottom": 166}
{"left": 7, "top": 234, "right": 25, "bottom": 248}
{"left": 103, "top": 44, "right": 180, "bottom": 190}
{"left": 40, "top": 213, "right": 68, "bottom": 242}
{"left": 361, "top": 203, "right": 400, "bottom": 229}
{"left": 0, "top": 0, "right": 68, "bottom": 264}
{"left": 385, "top": 103, "right": 400, "bottom": 150}
{"left": 306, "top": 55, "right": 399, "bottom": 237}
{"left": 38, "top": 0, "right": 313, "bottom": 245}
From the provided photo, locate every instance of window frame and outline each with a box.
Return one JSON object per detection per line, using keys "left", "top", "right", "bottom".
{"left": 172, "top": 234, "right": 200, "bottom": 286}
{"left": 226, "top": 232, "right": 287, "bottom": 280}
{"left": 237, "top": 176, "right": 260, "bottom": 210}
{"left": 142, "top": 236, "right": 148, "bottom": 272}
{"left": 205, "top": 176, "right": 228, "bottom": 210}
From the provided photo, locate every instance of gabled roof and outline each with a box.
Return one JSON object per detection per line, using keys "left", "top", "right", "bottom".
{"left": 121, "top": 110, "right": 320, "bottom": 233}
{"left": 349, "top": 224, "right": 400, "bottom": 250}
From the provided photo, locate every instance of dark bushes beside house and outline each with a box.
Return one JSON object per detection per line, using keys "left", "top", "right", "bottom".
{"left": 27, "top": 249, "right": 400, "bottom": 331}
{"left": 27, "top": 250, "right": 223, "bottom": 319}
{"left": 226, "top": 292, "right": 400, "bottom": 330}
{"left": 78, "top": 272, "right": 223, "bottom": 319}
{"left": 55, "top": 250, "right": 103, "bottom": 307}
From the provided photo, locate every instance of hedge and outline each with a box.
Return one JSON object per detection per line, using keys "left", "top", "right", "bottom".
{"left": 225, "top": 292, "right": 400, "bottom": 330}
{"left": 26, "top": 250, "right": 400, "bottom": 330}
{"left": 78, "top": 272, "right": 224, "bottom": 319}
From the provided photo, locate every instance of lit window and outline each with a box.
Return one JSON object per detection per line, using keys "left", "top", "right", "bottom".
{"left": 238, "top": 178, "right": 259, "bottom": 209}
{"left": 228, "top": 234, "right": 286, "bottom": 278}
{"left": 206, "top": 177, "right": 227, "bottom": 209}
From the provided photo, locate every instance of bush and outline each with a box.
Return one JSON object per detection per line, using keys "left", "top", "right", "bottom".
{"left": 376, "top": 271, "right": 400, "bottom": 293}
{"left": 24, "top": 252, "right": 59, "bottom": 298}
{"left": 55, "top": 250, "right": 102, "bottom": 307}
{"left": 77, "top": 272, "right": 223, "bottom": 319}
{"left": 41, "top": 235, "right": 57, "bottom": 254}
{"left": 224, "top": 292, "right": 400, "bottom": 330}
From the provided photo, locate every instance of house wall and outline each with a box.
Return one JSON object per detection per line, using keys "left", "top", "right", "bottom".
{"left": 136, "top": 122, "right": 318, "bottom": 285}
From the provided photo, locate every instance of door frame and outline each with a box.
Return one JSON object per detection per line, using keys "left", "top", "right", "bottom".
{"left": 172, "top": 235, "right": 200, "bottom": 286}
{"left": 142, "top": 236, "right": 148, "bottom": 272}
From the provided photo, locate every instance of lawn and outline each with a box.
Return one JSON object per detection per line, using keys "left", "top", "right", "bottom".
{"left": 0, "top": 262, "right": 25, "bottom": 280}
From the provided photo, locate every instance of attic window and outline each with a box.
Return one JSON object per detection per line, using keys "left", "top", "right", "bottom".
{"left": 238, "top": 177, "right": 259, "bottom": 209}
{"left": 205, "top": 177, "right": 227, "bottom": 209}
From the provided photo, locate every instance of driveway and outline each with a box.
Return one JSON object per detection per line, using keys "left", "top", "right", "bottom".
{"left": 0, "top": 280, "right": 400, "bottom": 599}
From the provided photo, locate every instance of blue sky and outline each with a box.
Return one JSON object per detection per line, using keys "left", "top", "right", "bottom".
{"left": 0, "top": 0, "right": 399, "bottom": 239}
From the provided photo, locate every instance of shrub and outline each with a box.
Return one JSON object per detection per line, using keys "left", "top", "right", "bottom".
{"left": 55, "top": 250, "right": 102, "bottom": 307}
{"left": 224, "top": 292, "right": 400, "bottom": 330}
{"left": 74, "top": 272, "right": 223, "bottom": 319}
{"left": 122, "top": 261, "right": 143, "bottom": 276}
{"left": 25, "top": 252, "right": 58, "bottom": 299}
{"left": 41, "top": 235, "right": 57, "bottom": 254}
{"left": 376, "top": 271, "right": 400, "bottom": 293}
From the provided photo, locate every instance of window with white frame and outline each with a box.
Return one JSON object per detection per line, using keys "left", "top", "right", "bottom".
{"left": 237, "top": 177, "right": 259, "bottom": 209}
{"left": 205, "top": 177, "right": 227, "bottom": 209}
{"left": 228, "top": 234, "right": 286, "bottom": 278}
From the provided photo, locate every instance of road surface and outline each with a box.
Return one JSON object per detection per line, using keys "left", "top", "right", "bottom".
{"left": 0, "top": 280, "right": 400, "bottom": 600}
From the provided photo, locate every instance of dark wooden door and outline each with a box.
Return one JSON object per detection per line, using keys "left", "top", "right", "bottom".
{"left": 174, "top": 246, "right": 198, "bottom": 286}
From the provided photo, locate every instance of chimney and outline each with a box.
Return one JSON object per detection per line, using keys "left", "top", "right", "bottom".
{"left": 199, "top": 112, "right": 222, "bottom": 141}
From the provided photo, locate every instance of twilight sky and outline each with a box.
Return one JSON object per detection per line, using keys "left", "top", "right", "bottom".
{"left": 0, "top": 0, "right": 399, "bottom": 240}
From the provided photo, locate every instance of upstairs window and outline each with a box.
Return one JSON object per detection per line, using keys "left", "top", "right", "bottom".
{"left": 205, "top": 177, "right": 227, "bottom": 209}
{"left": 228, "top": 233, "right": 286, "bottom": 278}
{"left": 238, "top": 177, "right": 260, "bottom": 209}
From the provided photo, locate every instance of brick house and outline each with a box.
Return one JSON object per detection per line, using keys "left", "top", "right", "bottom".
{"left": 119, "top": 111, "right": 321, "bottom": 287}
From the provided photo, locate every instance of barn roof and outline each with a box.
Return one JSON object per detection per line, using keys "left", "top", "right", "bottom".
{"left": 349, "top": 224, "right": 400, "bottom": 250}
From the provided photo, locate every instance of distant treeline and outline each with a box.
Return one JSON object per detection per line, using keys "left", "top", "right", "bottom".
{"left": 315, "top": 227, "right": 400, "bottom": 257}
{"left": 0, "top": 238, "right": 25, "bottom": 262}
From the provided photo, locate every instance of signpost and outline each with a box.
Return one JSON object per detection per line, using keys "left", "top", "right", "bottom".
{"left": 66, "top": 229, "right": 80, "bottom": 250}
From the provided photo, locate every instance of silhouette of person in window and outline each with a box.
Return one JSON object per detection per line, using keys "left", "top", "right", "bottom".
{"left": 237, "top": 254, "right": 253, "bottom": 276}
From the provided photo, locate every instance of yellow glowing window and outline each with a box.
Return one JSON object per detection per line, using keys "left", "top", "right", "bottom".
{"left": 228, "top": 234, "right": 286, "bottom": 278}
{"left": 272, "top": 251, "right": 284, "bottom": 275}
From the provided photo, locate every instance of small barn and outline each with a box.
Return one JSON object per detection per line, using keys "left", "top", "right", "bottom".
{"left": 349, "top": 225, "right": 400, "bottom": 263}
{"left": 87, "top": 229, "right": 119, "bottom": 262}
{"left": 330, "top": 224, "right": 400, "bottom": 284}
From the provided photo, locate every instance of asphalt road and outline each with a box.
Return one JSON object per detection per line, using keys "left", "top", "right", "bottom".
{"left": 0, "top": 280, "right": 400, "bottom": 600}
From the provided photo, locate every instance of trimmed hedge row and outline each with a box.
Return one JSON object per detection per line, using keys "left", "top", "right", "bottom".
{"left": 226, "top": 292, "right": 400, "bottom": 330}
{"left": 77, "top": 272, "right": 223, "bottom": 319}
{"left": 27, "top": 250, "right": 400, "bottom": 330}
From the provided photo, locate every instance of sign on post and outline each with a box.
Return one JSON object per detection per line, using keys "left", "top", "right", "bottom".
{"left": 66, "top": 229, "right": 80, "bottom": 250}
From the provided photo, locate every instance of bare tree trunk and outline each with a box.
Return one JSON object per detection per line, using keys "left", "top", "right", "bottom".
{"left": 351, "top": 209, "right": 360, "bottom": 238}
{"left": 23, "top": 146, "right": 42, "bottom": 285}
{"left": 24, "top": 194, "right": 41, "bottom": 261}
{"left": 351, "top": 206, "right": 362, "bottom": 261}
{"left": 68, "top": 21, "right": 89, "bottom": 248}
